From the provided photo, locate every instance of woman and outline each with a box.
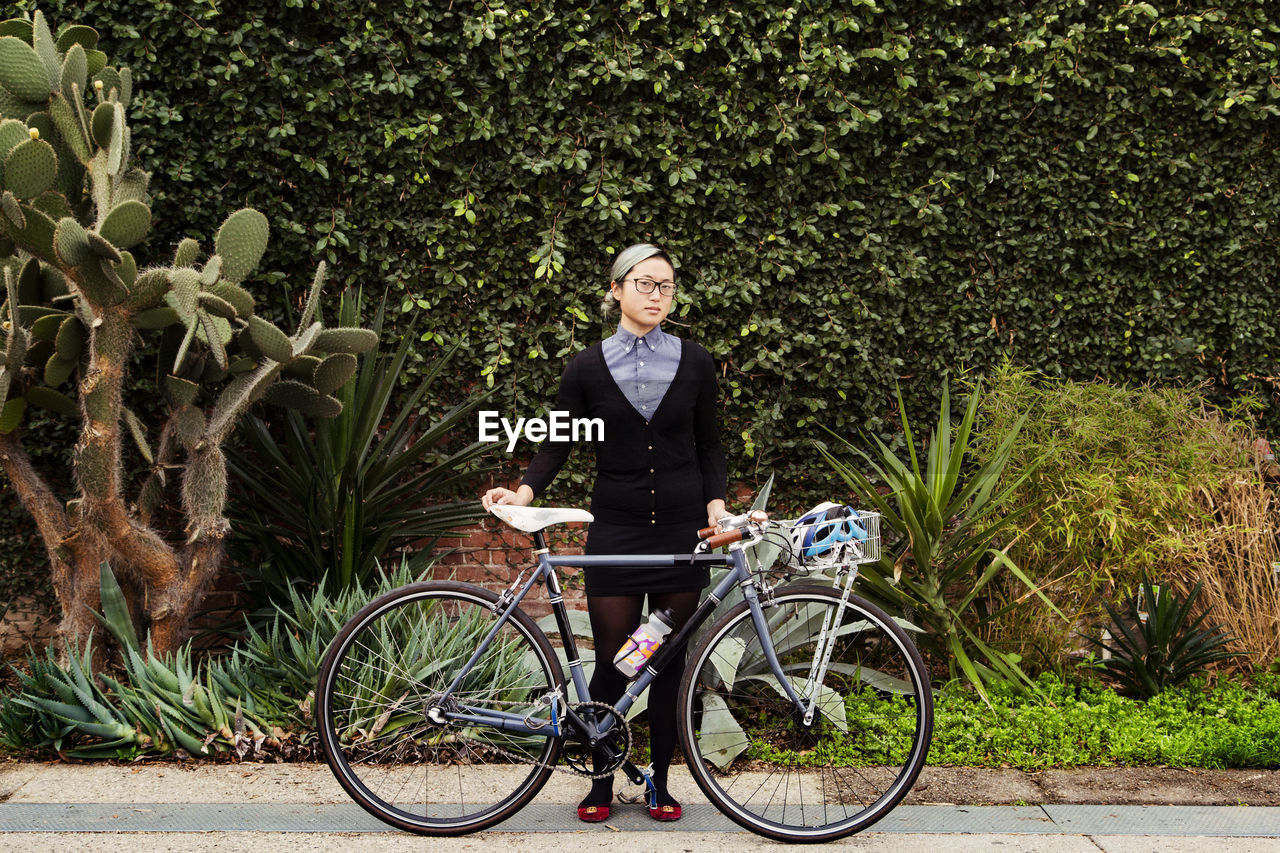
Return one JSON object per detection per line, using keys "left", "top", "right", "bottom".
{"left": 481, "top": 243, "right": 728, "bottom": 823}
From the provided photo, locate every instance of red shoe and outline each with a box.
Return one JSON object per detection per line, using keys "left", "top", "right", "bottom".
{"left": 648, "top": 802, "right": 682, "bottom": 821}
{"left": 577, "top": 804, "right": 611, "bottom": 822}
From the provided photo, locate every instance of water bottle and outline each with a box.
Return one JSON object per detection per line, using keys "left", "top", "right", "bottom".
{"left": 613, "top": 608, "right": 675, "bottom": 678}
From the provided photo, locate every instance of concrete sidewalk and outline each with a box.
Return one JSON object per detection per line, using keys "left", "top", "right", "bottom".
{"left": 1, "top": 761, "right": 1278, "bottom": 851}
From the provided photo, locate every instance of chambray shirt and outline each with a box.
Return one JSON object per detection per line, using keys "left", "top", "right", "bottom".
{"left": 602, "top": 324, "right": 681, "bottom": 419}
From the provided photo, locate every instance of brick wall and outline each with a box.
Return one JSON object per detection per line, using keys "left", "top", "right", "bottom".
{"left": 433, "top": 518, "right": 591, "bottom": 619}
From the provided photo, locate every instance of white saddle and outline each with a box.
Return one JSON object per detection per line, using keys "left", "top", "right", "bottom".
{"left": 488, "top": 504, "right": 594, "bottom": 532}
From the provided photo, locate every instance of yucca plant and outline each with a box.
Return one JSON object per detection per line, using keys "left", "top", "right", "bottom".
{"left": 226, "top": 293, "right": 492, "bottom": 600}
{"left": 819, "top": 381, "right": 1062, "bottom": 702}
{"left": 1086, "top": 574, "right": 1244, "bottom": 699}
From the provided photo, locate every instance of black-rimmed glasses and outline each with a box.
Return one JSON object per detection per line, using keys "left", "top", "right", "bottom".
{"left": 626, "top": 278, "right": 677, "bottom": 296}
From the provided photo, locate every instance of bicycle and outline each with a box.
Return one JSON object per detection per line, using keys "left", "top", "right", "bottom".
{"left": 316, "top": 504, "right": 933, "bottom": 843}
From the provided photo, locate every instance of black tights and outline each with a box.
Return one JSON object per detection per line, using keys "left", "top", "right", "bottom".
{"left": 580, "top": 590, "right": 700, "bottom": 807}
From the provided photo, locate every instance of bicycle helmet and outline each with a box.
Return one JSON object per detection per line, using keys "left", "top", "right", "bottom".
{"left": 789, "top": 502, "right": 866, "bottom": 566}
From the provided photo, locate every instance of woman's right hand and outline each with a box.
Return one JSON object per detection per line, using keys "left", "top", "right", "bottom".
{"left": 481, "top": 485, "right": 534, "bottom": 510}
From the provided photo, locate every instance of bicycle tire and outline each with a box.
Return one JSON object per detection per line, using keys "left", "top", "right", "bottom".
{"left": 317, "top": 580, "right": 565, "bottom": 835}
{"left": 678, "top": 585, "right": 933, "bottom": 843}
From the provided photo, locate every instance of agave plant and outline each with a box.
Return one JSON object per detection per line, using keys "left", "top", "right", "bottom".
{"left": 226, "top": 293, "right": 492, "bottom": 600}
{"left": 1087, "top": 574, "right": 1243, "bottom": 698}
{"left": 818, "top": 381, "right": 1063, "bottom": 702}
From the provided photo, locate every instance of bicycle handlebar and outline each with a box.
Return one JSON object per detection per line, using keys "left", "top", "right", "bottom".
{"left": 703, "top": 528, "right": 746, "bottom": 549}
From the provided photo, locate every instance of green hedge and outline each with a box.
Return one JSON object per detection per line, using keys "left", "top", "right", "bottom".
{"left": 7, "top": 0, "right": 1280, "bottom": 514}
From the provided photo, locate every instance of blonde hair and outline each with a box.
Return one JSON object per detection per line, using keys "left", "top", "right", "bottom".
{"left": 599, "top": 243, "right": 673, "bottom": 319}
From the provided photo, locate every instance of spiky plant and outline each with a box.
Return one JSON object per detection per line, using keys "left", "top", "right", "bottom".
{"left": 0, "top": 9, "right": 377, "bottom": 653}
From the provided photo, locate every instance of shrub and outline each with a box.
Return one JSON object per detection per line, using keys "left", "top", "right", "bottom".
{"left": 978, "top": 364, "right": 1277, "bottom": 668}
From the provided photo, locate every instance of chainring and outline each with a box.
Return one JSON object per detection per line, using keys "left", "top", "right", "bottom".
{"left": 560, "top": 701, "right": 632, "bottom": 777}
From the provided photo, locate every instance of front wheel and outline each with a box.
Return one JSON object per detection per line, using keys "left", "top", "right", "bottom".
{"left": 316, "top": 580, "right": 565, "bottom": 835}
{"left": 678, "top": 585, "right": 933, "bottom": 843}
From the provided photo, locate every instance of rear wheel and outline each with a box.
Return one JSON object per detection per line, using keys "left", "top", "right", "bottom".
{"left": 317, "top": 581, "right": 564, "bottom": 835}
{"left": 678, "top": 585, "right": 932, "bottom": 842}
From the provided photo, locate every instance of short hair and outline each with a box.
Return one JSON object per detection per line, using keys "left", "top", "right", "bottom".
{"left": 600, "top": 243, "right": 674, "bottom": 319}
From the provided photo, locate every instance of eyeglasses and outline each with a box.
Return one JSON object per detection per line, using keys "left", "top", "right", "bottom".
{"left": 626, "top": 278, "right": 677, "bottom": 296}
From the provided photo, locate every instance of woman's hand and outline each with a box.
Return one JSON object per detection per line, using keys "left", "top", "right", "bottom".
{"left": 482, "top": 485, "right": 534, "bottom": 510}
{"left": 706, "top": 499, "right": 729, "bottom": 533}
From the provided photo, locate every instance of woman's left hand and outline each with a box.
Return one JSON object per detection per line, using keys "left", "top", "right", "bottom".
{"left": 706, "top": 499, "right": 728, "bottom": 533}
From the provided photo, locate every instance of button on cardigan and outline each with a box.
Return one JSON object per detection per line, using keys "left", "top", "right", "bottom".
{"left": 520, "top": 338, "right": 727, "bottom": 526}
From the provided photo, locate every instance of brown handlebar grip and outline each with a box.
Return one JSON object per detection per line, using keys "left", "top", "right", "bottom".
{"left": 704, "top": 528, "right": 745, "bottom": 549}
{"left": 697, "top": 526, "right": 718, "bottom": 540}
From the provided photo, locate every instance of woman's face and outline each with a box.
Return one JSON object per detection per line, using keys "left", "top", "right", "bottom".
{"left": 611, "top": 256, "right": 676, "bottom": 335}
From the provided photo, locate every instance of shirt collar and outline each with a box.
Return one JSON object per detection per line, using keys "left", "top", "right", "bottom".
{"left": 612, "top": 323, "right": 666, "bottom": 354}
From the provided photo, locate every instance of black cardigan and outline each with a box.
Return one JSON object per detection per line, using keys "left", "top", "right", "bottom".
{"left": 520, "top": 338, "right": 728, "bottom": 526}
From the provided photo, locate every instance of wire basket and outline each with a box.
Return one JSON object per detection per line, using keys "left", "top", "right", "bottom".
{"left": 779, "top": 510, "right": 881, "bottom": 573}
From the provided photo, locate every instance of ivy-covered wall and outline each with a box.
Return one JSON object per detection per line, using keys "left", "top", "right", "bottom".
{"left": 8, "top": 0, "right": 1280, "bottom": 511}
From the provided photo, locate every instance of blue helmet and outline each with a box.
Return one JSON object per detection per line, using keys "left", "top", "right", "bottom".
{"left": 790, "top": 502, "right": 867, "bottom": 562}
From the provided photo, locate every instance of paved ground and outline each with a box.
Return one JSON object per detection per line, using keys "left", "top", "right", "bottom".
{"left": 0, "top": 761, "right": 1277, "bottom": 852}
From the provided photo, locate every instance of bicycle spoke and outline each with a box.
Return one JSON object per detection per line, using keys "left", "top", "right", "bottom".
{"left": 680, "top": 587, "right": 932, "bottom": 841}
{"left": 318, "top": 583, "right": 564, "bottom": 835}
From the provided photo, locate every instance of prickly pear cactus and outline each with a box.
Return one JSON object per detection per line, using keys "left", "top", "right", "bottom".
{"left": 0, "top": 8, "right": 379, "bottom": 653}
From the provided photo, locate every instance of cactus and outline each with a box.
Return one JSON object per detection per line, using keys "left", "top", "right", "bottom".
{"left": 0, "top": 36, "right": 53, "bottom": 102}
{"left": 214, "top": 208, "right": 268, "bottom": 284}
{"left": 0, "top": 8, "right": 378, "bottom": 655}
{"left": 4, "top": 136, "right": 58, "bottom": 199}
{"left": 98, "top": 199, "right": 149, "bottom": 249}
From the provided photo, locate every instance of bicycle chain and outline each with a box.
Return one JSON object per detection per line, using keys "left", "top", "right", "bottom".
{"left": 443, "top": 699, "right": 632, "bottom": 781}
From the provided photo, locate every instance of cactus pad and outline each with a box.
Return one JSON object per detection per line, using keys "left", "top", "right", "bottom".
{"left": 0, "top": 189, "right": 23, "bottom": 229}
{"left": 133, "top": 306, "right": 180, "bottom": 330}
{"left": 48, "top": 93, "right": 89, "bottom": 163}
{"left": 0, "top": 397, "right": 25, "bottom": 434}
{"left": 44, "top": 351, "right": 75, "bottom": 387}
{"left": 165, "top": 375, "right": 200, "bottom": 407}
{"left": 264, "top": 380, "right": 343, "bottom": 418}
{"left": 0, "top": 118, "right": 25, "bottom": 158}
{"left": 31, "top": 311, "right": 65, "bottom": 342}
{"left": 31, "top": 12, "right": 59, "bottom": 94}
{"left": 106, "top": 102, "right": 124, "bottom": 174}
{"left": 123, "top": 268, "right": 169, "bottom": 311}
{"left": 0, "top": 36, "right": 52, "bottom": 103}
{"left": 85, "top": 229, "right": 121, "bottom": 263}
{"left": 60, "top": 43, "right": 87, "bottom": 105}
{"left": 208, "top": 282, "right": 253, "bottom": 318}
{"left": 99, "top": 199, "right": 150, "bottom": 249}
{"left": 313, "top": 327, "right": 379, "bottom": 355}
{"left": 214, "top": 208, "right": 268, "bottom": 284}
{"left": 168, "top": 268, "right": 199, "bottom": 319}
{"left": 198, "top": 254, "right": 222, "bottom": 287}
{"left": 313, "top": 352, "right": 357, "bottom": 395}
{"left": 56, "top": 25, "right": 100, "bottom": 54}
{"left": 55, "top": 316, "right": 85, "bottom": 360}
{"left": 25, "top": 385, "right": 78, "bottom": 417}
{"left": 53, "top": 215, "right": 89, "bottom": 266}
{"left": 173, "top": 237, "right": 200, "bottom": 268}
{"left": 284, "top": 354, "right": 321, "bottom": 380}
{"left": 197, "top": 291, "right": 237, "bottom": 320}
{"left": 4, "top": 137, "right": 57, "bottom": 199}
{"left": 90, "top": 101, "right": 112, "bottom": 147}
{"left": 247, "top": 315, "right": 292, "bottom": 363}
{"left": 0, "top": 20, "right": 33, "bottom": 42}
{"left": 114, "top": 168, "right": 149, "bottom": 204}
{"left": 5, "top": 199, "right": 56, "bottom": 264}
{"left": 16, "top": 256, "right": 40, "bottom": 302}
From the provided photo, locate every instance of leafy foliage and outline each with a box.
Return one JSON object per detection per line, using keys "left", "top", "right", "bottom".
{"left": 976, "top": 365, "right": 1272, "bottom": 669}
{"left": 1, "top": 0, "right": 1275, "bottom": 519}
{"left": 820, "top": 381, "right": 1062, "bottom": 700}
{"left": 1086, "top": 574, "right": 1244, "bottom": 699}
{"left": 226, "top": 294, "right": 492, "bottom": 600}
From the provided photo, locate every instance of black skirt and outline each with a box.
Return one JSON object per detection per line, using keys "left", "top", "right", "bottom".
{"left": 582, "top": 519, "right": 711, "bottom": 596}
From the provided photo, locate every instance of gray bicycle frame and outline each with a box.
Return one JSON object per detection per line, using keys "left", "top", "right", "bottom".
{"left": 437, "top": 544, "right": 811, "bottom": 740}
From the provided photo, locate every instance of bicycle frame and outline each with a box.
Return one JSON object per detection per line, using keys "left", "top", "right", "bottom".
{"left": 434, "top": 529, "right": 815, "bottom": 752}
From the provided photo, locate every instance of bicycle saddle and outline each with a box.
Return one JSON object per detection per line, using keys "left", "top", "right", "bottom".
{"left": 488, "top": 504, "right": 594, "bottom": 532}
